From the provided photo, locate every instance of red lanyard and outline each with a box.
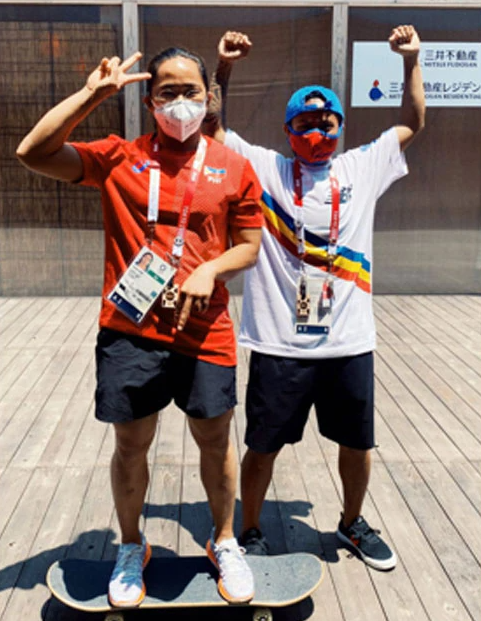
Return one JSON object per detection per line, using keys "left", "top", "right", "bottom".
{"left": 147, "top": 137, "right": 207, "bottom": 265}
{"left": 293, "top": 159, "right": 340, "bottom": 273}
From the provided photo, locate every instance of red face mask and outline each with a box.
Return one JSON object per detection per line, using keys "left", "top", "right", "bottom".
{"left": 288, "top": 129, "right": 338, "bottom": 164}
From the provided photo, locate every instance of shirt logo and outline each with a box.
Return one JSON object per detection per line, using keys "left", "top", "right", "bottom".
{"left": 203, "top": 165, "right": 226, "bottom": 184}
{"left": 132, "top": 160, "right": 151, "bottom": 173}
{"left": 325, "top": 184, "right": 353, "bottom": 204}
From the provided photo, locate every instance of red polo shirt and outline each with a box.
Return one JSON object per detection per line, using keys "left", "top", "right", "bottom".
{"left": 71, "top": 133, "right": 263, "bottom": 366}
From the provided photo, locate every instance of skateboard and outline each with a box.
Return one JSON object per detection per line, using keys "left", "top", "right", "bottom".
{"left": 47, "top": 552, "right": 323, "bottom": 621}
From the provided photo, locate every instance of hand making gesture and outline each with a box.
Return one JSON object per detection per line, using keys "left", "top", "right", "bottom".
{"left": 86, "top": 52, "right": 152, "bottom": 98}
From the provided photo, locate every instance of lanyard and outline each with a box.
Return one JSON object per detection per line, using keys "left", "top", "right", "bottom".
{"left": 293, "top": 158, "right": 340, "bottom": 274}
{"left": 147, "top": 136, "right": 207, "bottom": 265}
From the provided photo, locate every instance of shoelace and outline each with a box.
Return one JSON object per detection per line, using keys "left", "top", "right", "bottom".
{"left": 216, "top": 545, "right": 247, "bottom": 578}
{"left": 113, "top": 544, "right": 144, "bottom": 581}
{"left": 352, "top": 521, "right": 381, "bottom": 543}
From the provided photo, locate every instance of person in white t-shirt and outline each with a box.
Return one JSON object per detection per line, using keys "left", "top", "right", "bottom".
{"left": 205, "top": 25, "right": 425, "bottom": 570}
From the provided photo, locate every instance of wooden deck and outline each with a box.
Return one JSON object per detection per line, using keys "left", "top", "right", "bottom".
{"left": 0, "top": 295, "right": 480, "bottom": 621}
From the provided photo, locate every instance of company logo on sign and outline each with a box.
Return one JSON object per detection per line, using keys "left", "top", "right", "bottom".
{"left": 369, "top": 80, "right": 385, "bottom": 102}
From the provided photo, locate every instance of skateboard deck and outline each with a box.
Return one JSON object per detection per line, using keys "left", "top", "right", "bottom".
{"left": 47, "top": 553, "right": 323, "bottom": 620}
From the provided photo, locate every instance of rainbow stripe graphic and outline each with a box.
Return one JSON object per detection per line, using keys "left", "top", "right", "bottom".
{"left": 261, "top": 191, "right": 371, "bottom": 293}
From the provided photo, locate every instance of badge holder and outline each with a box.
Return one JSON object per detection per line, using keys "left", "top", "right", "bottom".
{"left": 294, "top": 274, "right": 333, "bottom": 335}
{"left": 107, "top": 246, "right": 176, "bottom": 324}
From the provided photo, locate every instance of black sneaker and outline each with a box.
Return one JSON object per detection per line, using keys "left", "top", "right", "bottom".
{"left": 336, "top": 515, "right": 397, "bottom": 571}
{"left": 238, "top": 528, "right": 269, "bottom": 556}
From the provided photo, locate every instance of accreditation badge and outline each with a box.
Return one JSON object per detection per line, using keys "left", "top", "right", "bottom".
{"left": 294, "top": 274, "right": 333, "bottom": 335}
{"left": 107, "top": 246, "right": 176, "bottom": 324}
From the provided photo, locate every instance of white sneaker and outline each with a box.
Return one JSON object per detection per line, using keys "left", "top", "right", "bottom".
{"left": 206, "top": 531, "right": 255, "bottom": 603}
{"left": 108, "top": 535, "right": 151, "bottom": 607}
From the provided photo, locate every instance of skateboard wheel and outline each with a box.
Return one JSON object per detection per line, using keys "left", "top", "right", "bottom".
{"left": 253, "top": 607, "right": 273, "bottom": 621}
{"left": 105, "top": 614, "right": 124, "bottom": 621}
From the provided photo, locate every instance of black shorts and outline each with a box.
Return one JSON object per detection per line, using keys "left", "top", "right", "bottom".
{"left": 95, "top": 328, "right": 236, "bottom": 423}
{"left": 245, "top": 351, "right": 374, "bottom": 453}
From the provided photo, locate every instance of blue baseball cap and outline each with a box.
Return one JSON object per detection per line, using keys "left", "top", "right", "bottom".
{"left": 285, "top": 85, "right": 344, "bottom": 126}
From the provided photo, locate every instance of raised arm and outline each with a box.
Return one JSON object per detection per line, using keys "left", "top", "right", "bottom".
{"left": 16, "top": 53, "right": 151, "bottom": 182}
{"left": 202, "top": 31, "right": 252, "bottom": 143}
{"left": 389, "top": 25, "right": 425, "bottom": 151}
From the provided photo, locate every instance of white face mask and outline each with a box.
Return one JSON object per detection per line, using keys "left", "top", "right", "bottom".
{"left": 153, "top": 98, "right": 207, "bottom": 143}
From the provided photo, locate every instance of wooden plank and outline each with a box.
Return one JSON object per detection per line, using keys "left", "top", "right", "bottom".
{"left": 154, "top": 403, "right": 186, "bottom": 466}
{"left": 375, "top": 376, "right": 438, "bottom": 463}
{"left": 0, "top": 297, "right": 20, "bottom": 318}
{"left": 0, "top": 347, "right": 38, "bottom": 401}
{"left": 375, "top": 296, "right": 431, "bottom": 346}
{"left": 377, "top": 345, "right": 480, "bottom": 460}
{"left": 0, "top": 347, "right": 58, "bottom": 434}
{"left": 289, "top": 439, "right": 387, "bottom": 621}
{"left": 387, "top": 462, "right": 477, "bottom": 621}
{"left": 417, "top": 296, "right": 480, "bottom": 344}
{"left": 144, "top": 464, "right": 182, "bottom": 558}
{"left": 406, "top": 341, "right": 481, "bottom": 423}
{"left": 1, "top": 294, "right": 480, "bottom": 621}
{"left": 0, "top": 467, "right": 61, "bottom": 619}
{"left": 1, "top": 298, "right": 64, "bottom": 348}
{"left": 67, "top": 405, "right": 108, "bottom": 468}
{"left": 423, "top": 340, "right": 481, "bottom": 397}
{"left": 39, "top": 362, "right": 95, "bottom": 467}
{"left": 0, "top": 298, "right": 38, "bottom": 336}
{"left": 10, "top": 345, "right": 94, "bottom": 468}
{"left": 183, "top": 417, "right": 201, "bottom": 468}
{"left": 447, "top": 460, "right": 481, "bottom": 514}
{"left": 391, "top": 341, "right": 480, "bottom": 429}
{"left": 273, "top": 449, "right": 322, "bottom": 555}
{"left": 0, "top": 302, "right": 98, "bottom": 466}
{"left": 66, "top": 466, "right": 115, "bottom": 561}
{"left": 96, "top": 423, "right": 118, "bottom": 468}
{"left": 376, "top": 295, "right": 478, "bottom": 353}
{"left": 6, "top": 297, "right": 76, "bottom": 349}
{"left": 441, "top": 295, "right": 480, "bottom": 321}
{"left": 301, "top": 415, "right": 431, "bottom": 621}
{"left": 0, "top": 347, "right": 79, "bottom": 467}
{"left": 291, "top": 435, "right": 351, "bottom": 621}
{"left": 2, "top": 467, "right": 92, "bottom": 621}
{"left": 394, "top": 296, "right": 478, "bottom": 353}
{"left": 0, "top": 467, "right": 32, "bottom": 537}
{"left": 32, "top": 297, "right": 97, "bottom": 349}
{"left": 415, "top": 461, "right": 481, "bottom": 560}
{"left": 452, "top": 295, "right": 481, "bottom": 315}
{"left": 364, "top": 464, "right": 432, "bottom": 621}
{"left": 374, "top": 353, "right": 464, "bottom": 462}
{"left": 179, "top": 464, "right": 211, "bottom": 556}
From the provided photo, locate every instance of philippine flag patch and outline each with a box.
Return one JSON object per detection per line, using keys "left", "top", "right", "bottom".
{"left": 132, "top": 160, "right": 151, "bottom": 173}
{"left": 203, "top": 165, "right": 226, "bottom": 184}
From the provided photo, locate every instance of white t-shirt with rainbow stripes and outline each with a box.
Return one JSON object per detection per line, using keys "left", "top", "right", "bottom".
{"left": 225, "top": 127, "right": 407, "bottom": 359}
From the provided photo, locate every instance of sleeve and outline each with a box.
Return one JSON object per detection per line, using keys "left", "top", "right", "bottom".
{"left": 228, "top": 157, "right": 265, "bottom": 230}
{"left": 225, "top": 130, "right": 279, "bottom": 183}
{"left": 69, "top": 134, "right": 124, "bottom": 188}
{"left": 355, "top": 127, "right": 408, "bottom": 199}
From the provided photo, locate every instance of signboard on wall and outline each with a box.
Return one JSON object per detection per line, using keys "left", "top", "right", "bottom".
{"left": 352, "top": 42, "right": 481, "bottom": 107}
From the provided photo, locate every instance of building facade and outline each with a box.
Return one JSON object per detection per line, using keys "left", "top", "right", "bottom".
{"left": 1, "top": 1, "right": 480, "bottom": 294}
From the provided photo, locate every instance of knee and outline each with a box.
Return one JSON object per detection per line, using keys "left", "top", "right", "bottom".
{"left": 189, "top": 411, "right": 233, "bottom": 453}
{"left": 195, "top": 426, "right": 231, "bottom": 453}
{"left": 114, "top": 427, "right": 155, "bottom": 464}
{"left": 243, "top": 448, "right": 279, "bottom": 472}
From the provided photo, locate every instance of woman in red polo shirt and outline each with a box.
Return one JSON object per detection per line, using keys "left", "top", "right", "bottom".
{"left": 17, "top": 47, "right": 263, "bottom": 607}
